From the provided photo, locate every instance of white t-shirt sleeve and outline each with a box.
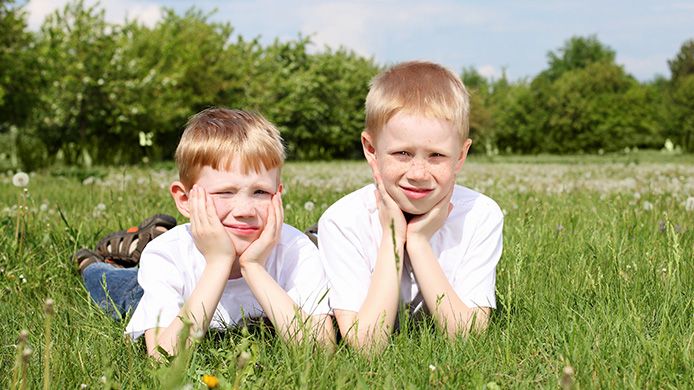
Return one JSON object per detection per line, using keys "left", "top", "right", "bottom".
{"left": 452, "top": 198, "right": 503, "bottom": 309}
{"left": 318, "top": 208, "right": 372, "bottom": 312}
{"left": 279, "top": 230, "right": 331, "bottom": 316}
{"left": 125, "top": 246, "right": 186, "bottom": 339}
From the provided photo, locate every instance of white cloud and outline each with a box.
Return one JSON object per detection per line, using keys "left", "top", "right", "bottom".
{"left": 26, "top": 0, "right": 163, "bottom": 31}
{"left": 298, "top": 2, "right": 375, "bottom": 56}
{"left": 295, "top": 1, "right": 495, "bottom": 57}
{"left": 477, "top": 64, "right": 498, "bottom": 79}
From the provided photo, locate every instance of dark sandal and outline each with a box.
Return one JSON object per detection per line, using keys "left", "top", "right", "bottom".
{"left": 96, "top": 214, "right": 176, "bottom": 267}
{"left": 74, "top": 248, "right": 107, "bottom": 275}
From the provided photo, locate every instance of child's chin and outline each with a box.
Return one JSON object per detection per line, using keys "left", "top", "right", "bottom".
{"left": 228, "top": 233, "right": 259, "bottom": 253}
{"left": 397, "top": 199, "right": 432, "bottom": 216}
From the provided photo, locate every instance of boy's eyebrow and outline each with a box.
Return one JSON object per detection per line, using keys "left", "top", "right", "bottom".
{"left": 206, "top": 184, "right": 239, "bottom": 192}
{"left": 208, "top": 181, "right": 276, "bottom": 192}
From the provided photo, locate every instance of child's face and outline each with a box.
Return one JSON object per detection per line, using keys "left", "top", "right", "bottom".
{"left": 192, "top": 160, "right": 280, "bottom": 255}
{"left": 366, "top": 111, "right": 471, "bottom": 215}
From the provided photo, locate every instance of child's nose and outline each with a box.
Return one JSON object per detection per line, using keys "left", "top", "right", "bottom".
{"left": 406, "top": 160, "right": 429, "bottom": 181}
{"left": 231, "top": 197, "right": 258, "bottom": 219}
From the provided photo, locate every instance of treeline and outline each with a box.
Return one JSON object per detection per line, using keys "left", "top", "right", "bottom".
{"left": 466, "top": 36, "right": 694, "bottom": 155}
{"left": 1, "top": 1, "right": 692, "bottom": 170}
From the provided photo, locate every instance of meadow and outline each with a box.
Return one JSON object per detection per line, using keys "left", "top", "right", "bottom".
{"left": 1, "top": 153, "right": 692, "bottom": 389}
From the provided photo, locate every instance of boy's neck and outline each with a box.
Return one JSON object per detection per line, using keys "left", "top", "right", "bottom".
{"left": 228, "top": 260, "right": 243, "bottom": 280}
{"left": 403, "top": 212, "right": 419, "bottom": 222}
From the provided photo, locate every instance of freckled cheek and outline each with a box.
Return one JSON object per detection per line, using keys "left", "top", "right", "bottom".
{"left": 255, "top": 199, "right": 271, "bottom": 225}
{"left": 431, "top": 166, "right": 457, "bottom": 187}
{"left": 211, "top": 197, "right": 232, "bottom": 219}
{"left": 378, "top": 160, "right": 406, "bottom": 186}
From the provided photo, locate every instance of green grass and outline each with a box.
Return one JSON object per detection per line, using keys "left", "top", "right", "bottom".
{"left": 1, "top": 154, "right": 692, "bottom": 388}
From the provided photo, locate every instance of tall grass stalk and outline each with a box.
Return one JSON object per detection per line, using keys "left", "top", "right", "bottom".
{"left": 42, "top": 299, "right": 53, "bottom": 390}
{"left": 10, "top": 330, "right": 28, "bottom": 390}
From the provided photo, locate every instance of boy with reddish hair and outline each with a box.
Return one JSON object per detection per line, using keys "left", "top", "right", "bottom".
{"left": 77, "top": 108, "right": 334, "bottom": 356}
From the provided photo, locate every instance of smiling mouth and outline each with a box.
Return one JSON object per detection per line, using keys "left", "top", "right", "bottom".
{"left": 224, "top": 224, "right": 260, "bottom": 236}
{"left": 400, "top": 186, "right": 433, "bottom": 200}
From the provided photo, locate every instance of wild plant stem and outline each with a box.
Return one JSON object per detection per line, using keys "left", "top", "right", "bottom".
{"left": 43, "top": 313, "right": 52, "bottom": 390}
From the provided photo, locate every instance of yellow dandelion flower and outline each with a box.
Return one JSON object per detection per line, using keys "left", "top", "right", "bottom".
{"left": 201, "top": 374, "right": 219, "bottom": 389}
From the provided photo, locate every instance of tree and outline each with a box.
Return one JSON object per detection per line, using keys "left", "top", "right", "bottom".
{"left": 541, "top": 35, "right": 616, "bottom": 82}
{"left": 493, "top": 35, "right": 665, "bottom": 154}
{"left": 461, "top": 67, "right": 494, "bottom": 154}
{"left": 23, "top": 0, "right": 118, "bottom": 167}
{"left": 668, "top": 75, "right": 694, "bottom": 151}
{"left": 260, "top": 43, "right": 378, "bottom": 159}
{"left": 0, "top": 0, "right": 39, "bottom": 131}
{"left": 668, "top": 39, "right": 694, "bottom": 81}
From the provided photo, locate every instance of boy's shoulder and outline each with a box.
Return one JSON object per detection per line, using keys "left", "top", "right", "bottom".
{"left": 278, "top": 223, "right": 313, "bottom": 248}
{"left": 139, "top": 224, "right": 194, "bottom": 264}
{"left": 320, "top": 184, "right": 376, "bottom": 222}
{"left": 146, "top": 223, "right": 191, "bottom": 247}
{"left": 450, "top": 184, "right": 503, "bottom": 222}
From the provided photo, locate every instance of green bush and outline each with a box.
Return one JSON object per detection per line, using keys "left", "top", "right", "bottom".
{"left": 1, "top": 0, "right": 693, "bottom": 166}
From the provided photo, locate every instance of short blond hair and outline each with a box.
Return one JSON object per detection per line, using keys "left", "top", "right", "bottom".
{"left": 365, "top": 61, "right": 470, "bottom": 142}
{"left": 175, "top": 108, "right": 285, "bottom": 188}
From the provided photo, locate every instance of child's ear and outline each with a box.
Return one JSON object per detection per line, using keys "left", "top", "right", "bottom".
{"left": 361, "top": 131, "right": 377, "bottom": 163}
{"left": 169, "top": 181, "right": 191, "bottom": 218}
{"left": 455, "top": 138, "right": 473, "bottom": 172}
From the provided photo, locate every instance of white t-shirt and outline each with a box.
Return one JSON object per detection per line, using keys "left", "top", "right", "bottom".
{"left": 318, "top": 184, "right": 503, "bottom": 314}
{"left": 125, "top": 223, "right": 330, "bottom": 339}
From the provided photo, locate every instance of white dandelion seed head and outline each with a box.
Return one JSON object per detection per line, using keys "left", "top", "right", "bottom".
{"left": 12, "top": 172, "right": 29, "bottom": 187}
{"left": 304, "top": 201, "right": 315, "bottom": 211}
{"left": 429, "top": 364, "right": 436, "bottom": 371}
{"left": 684, "top": 197, "right": 694, "bottom": 212}
{"left": 642, "top": 201, "right": 653, "bottom": 211}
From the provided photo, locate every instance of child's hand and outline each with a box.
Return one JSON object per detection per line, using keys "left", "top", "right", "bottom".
{"left": 406, "top": 191, "right": 453, "bottom": 243}
{"left": 368, "top": 158, "right": 407, "bottom": 242}
{"left": 239, "top": 190, "right": 283, "bottom": 269}
{"left": 189, "top": 185, "right": 236, "bottom": 268}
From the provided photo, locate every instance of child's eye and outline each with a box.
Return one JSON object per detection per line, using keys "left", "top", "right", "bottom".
{"left": 211, "top": 191, "right": 235, "bottom": 198}
{"left": 430, "top": 152, "right": 446, "bottom": 158}
{"left": 393, "top": 151, "right": 412, "bottom": 158}
{"left": 253, "top": 190, "right": 272, "bottom": 198}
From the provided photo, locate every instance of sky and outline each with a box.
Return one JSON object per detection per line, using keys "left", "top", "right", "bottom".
{"left": 24, "top": 0, "right": 694, "bottom": 81}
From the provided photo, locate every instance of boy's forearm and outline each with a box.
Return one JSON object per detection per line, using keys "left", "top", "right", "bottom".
{"left": 241, "top": 262, "right": 335, "bottom": 348}
{"left": 151, "top": 261, "right": 230, "bottom": 356}
{"left": 343, "top": 232, "right": 404, "bottom": 351}
{"left": 406, "top": 237, "right": 490, "bottom": 337}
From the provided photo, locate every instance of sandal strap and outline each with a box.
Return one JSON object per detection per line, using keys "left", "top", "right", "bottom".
{"left": 96, "top": 231, "right": 138, "bottom": 263}
{"left": 95, "top": 214, "right": 176, "bottom": 267}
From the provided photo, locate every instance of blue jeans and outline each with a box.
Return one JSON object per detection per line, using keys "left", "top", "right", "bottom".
{"left": 82, "top": 262, "right": 143, "bottom": 321}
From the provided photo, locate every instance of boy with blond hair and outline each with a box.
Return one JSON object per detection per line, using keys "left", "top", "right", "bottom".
{"left": 317, "top": 61, "right": 503, "bottom": 351}
{"left": 77, "top": 108, "right": 334, "bottom": 356}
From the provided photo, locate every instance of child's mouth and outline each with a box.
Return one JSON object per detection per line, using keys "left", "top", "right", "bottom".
{"left": 400, "top": 186, "right": 433, "bottom": 200}
{"left": 225, "top": 224, "right": 260, "bottom": 236}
